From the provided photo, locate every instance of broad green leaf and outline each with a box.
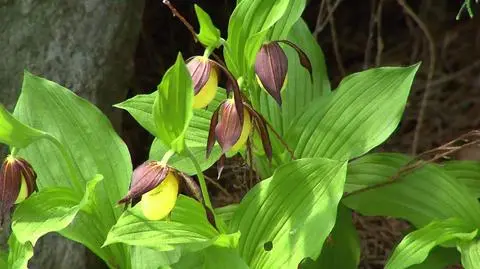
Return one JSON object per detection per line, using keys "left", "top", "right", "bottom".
{"left": 443, "top": 161, "right": 480, "bottom": 198}
{"left": 306, "top": 205, "right": 360, "bottom": 269}
{"left": 225, "top": 0, "right": 290, "bottom": 76}
{"left": 230, "top": 158, "right": 347, "bottom": 268}
{"left": 13, "top": 72, "right": 131, "bottom": 268}
{"left": 149, "top": 138, "right": 220, "bottom": 176}
{"left": 114, "top": 92, "right": 158, "bottom": 136}
{"left": 194, "top": 5, "right": 222, "bottom": 48}
{"left": 459, "top": 239, "right": 480, "bottom": 269}
{"left": 170, "top": 246, "right": 248, "bottom": 269}
{"left": 118, "top": 89, "right": 225, "bottom": 174}
{"left": 408, "top": 247, "right": 460, "bottom": 269}
{"left": 153, "top": 53, "right": 194, "bottom": 153}
{"left": 215, "top": 204, "right": 239, "bottom": 226}
{"left": 286, "top": 65, "right": 420, "bottom": 160}
{"left": 0, "top": 104, "right": 45, "bottom": 148}
{"left": 386, "top": 218, "right": 477, "bottom": 269}
{"left": 104, "top": 195, "right": 219, "bottom": 252}
{"left": 345, "top": 152, "right": 409, "bottom": 193}
{"left": 131, "top": 246, "right": 181, "bottom": 269}
{"left": 7, "top": 234, "right": 33, "bottom": 269}
{"left": 0, "top": 251, "right": 6, "bottom": 269}
{"left": 344, "top": 153, "right": 480, "bottom": 228}
{"left": 12, "top": 175, "right": 102, "bottom": 245}
{"left": 267, "top": 0, "right": 306, "bottom": 40}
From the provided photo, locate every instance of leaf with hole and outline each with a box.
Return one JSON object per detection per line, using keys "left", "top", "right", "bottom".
{"left": 230, "top": 158, "right": 347, "bottom": 268}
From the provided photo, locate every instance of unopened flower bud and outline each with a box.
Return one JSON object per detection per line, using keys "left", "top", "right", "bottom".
{"left": 187, "top": 56, "right": 219, "bottom": 109}
{"left": 214, "top": 99, "right": 252, "bottom": 155}
{"left": 255, "top": 40, "right": 312, "bottom": 106}
{"left": 0, "top": 156, "right": 37, "bottom": 222}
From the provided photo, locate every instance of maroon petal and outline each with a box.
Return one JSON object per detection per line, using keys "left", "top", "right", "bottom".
{"left": 210, "top": 60, "right": 244, "bottom": 122}
{"left": 215, "top": 101, "right": 242, "bottom": 154}
{"left": 179, "top": 173, "right": 202, "bottom": 203}
{"left": 245, "top": 105, "right": 273, "bottom": 162}
{"left": 118, "top": 162, "right": 169, "bottom": 204}
{"left": 187, "top": 56, "right": 212, "bottom": 95}
{"left": 0, "top": 158, "right": 21, "bottom": 222}
{"left": 254, "top": 42, "right": 288, "bottom": 106}
{"left": 206, "top": 103, "right": 222, "bottom": 158}
{"left": 277, "top": 40, "right": 313, "bottom": 82}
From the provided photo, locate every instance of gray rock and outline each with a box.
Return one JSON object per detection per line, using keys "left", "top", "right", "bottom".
{"left": 0, "top": 0, "right": 144, "bottom": 268}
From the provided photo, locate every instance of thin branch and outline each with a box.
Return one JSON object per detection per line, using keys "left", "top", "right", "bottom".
{"left": 326, "top": 0, "right": 346, "bottom": 77}
{"left": 163, "top": 0, "right": 198, "bottom": 42}
{"left": 344, "top": 130, "right": 480, "bottom": 198}
{"left": 313, "top": 0, "right": 345, "bottom": 38}
{"left": 204, "top": 175, "right": 231, "bottom": 197}
{"left": 374, "top": 0, "right": 384, "bottom": 66}
{"left": 396, "top": 0, "right": 436, "bottom": 155}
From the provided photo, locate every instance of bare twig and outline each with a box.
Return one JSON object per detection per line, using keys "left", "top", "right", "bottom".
{"left": 344, "top": 130, "right": 480, "bottom": 198}
{"left": 374, "top": 0, "right": 384, "bottom": 66}
{"left": 163, "top": 0, "right": 198, "bottom": 42}
{"left": 313, "top": 0, "right": 344, "bottom": 38}
{"left": 364, "top": 0, "right": 377, "bottom": 69}
{"left": 204, "top": 175, "right": 231, "bottom": 197}
{"left": 326, "top": 0, "right": 346, "bottom": 77}
{"left": 396, "top": 0, "right": 436, "bottom": 155}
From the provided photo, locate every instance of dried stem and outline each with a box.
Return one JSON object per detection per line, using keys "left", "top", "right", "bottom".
{"left": 344, "top": 130, "right": 480, "bottom": 198}
{"left": 396, "top": 0, "right": 436, "bottom": 155}
{"left": 326, "top": 0, "right": 346, "bottom": 77}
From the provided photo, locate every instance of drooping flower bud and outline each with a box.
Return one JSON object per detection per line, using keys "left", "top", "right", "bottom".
{"left": 211, "top": 99, "right": 252, "bottom": 156}
{"left": 187, "top": 56, "right": 219, "bottom": 109}
{"left": 118, "top": 161, "right": 201, "bottom": 221}
{"left": 0, "top": 156, "right": 37, "bottom": 222}
{"left": 254, "top": 40, "right": 313, "bottom": 106}
{"left": 207, "top": 100, "right": 272, "bottom": 163}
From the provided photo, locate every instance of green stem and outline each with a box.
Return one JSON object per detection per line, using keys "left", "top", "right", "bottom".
{"left": 160, "top": 149, "right": 175, "bottom": 166}
{"left": 185, "top": 147, "right": 212, "bottom": 209}
{"left": 10, "top": 147, "right": 18, "bottom": 157}
{"left": 44, "top": 134, "right": 83, "bottom": 192}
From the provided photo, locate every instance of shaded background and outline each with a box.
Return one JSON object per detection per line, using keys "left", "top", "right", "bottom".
{"left": 1, "top": 0, "right": 479, "bottom": 268}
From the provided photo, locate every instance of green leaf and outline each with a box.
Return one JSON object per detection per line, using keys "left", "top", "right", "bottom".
{"left": 215, "top": 204, "right": 239, "bottom": 227}
{"left": 12, "top": 175, "right": 102, "bottom": 245}
{"left": 131, "top": 246, "right": 181, "bottom": 269}
{"left": 344, "top": 153, "right": 480, "bottom": 228}
{"left": 104, "top": 196, "right": 219, "bottom": 252}
{"left": 386, "top": 218, "right": 477, "bottom": 269}
{"left": 443, "top": 161, "right": 480, "bottom": 198}
{"left": 13, "top": 71, "right": 131, "bottom": 268}
{"left": 267, "top": 0, "right": 306, "bottom": 40}
{"left": 114, "top": 92, "right": 158, "bottom": 136}
{"left": 153, "top": 53, "right": 194, "bottom": 153}
{"left": 194, "top": 5, "right": 222, "bottom": 48}
{"left": 0, "top": 104, "right": 46, "bottom": 149}
{"left": 306, "top": 205, "right": 360, "bottom": 269}
{"left": 149, "top": 92, "right": 225, "bottom": 174}
{"left": 203, "top": 246, "right": 249, "bottom": 269}
{"left": 345, "top": 152, "right": 409, "bottom": 193}
{"left": 225, "top": 0, "right": 290, "bottom": 76}
{"left": 286, "top": 65, "right": 420, "bottom": 160}
{"left": 0, "top": 250, "right": 6, "bottom": 269}
{"left": 408, "top": 247, "right": 460, "bottom": 269}
{"left": 230, "top": 158, "right": 347, "bottom": 268}
{"left": 459, "top": 239, "right": 480, "bottom": 269}
{"left": 7, "top": 233, "right": 33, "bottom": 269}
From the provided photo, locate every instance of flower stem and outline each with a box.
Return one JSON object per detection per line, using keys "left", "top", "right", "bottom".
{"left": 9, "top": 147, "right": 18, "bottom": 157}
{"left": 185, "top": 147, "right": 212, "bottom": 209}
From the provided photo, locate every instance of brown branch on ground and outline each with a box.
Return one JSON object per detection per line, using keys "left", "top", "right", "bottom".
{"left": 326, "top": 0, "right": 346, "bottom": 77}
{"left": 344, "top": 130, "right": 480, "bottom": 198}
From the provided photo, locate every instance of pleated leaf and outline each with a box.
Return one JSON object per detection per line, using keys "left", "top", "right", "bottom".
{"left": 459, "top": 239, "right": 480, "bottom": 269}
{"left": 230, "top": 158, "right": 347, "bottom": 268}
